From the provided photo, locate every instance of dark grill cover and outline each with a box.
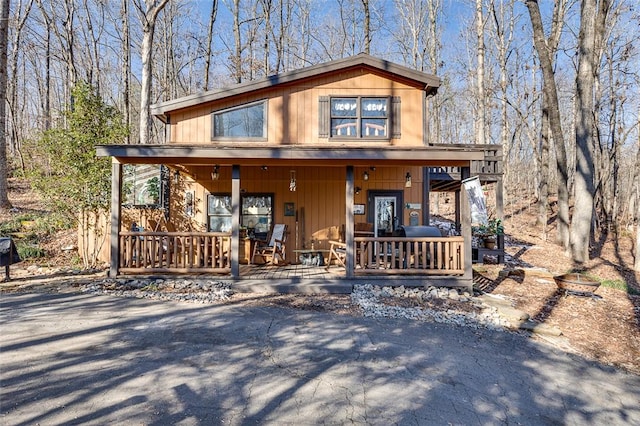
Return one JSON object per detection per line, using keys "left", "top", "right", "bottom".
{"left": 393, "top": 225, "right": 442, "bottom": 238}
{"left": 0, "top": 238, "right": 21, "bottom": 266}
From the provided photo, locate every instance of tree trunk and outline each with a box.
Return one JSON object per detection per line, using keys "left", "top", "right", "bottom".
{"left": 361, "top": 0, "right": 370, "bottom": 54}
{"left": 0, "top": 0, "right": 11, "bottom": 210}
{"left": 203, "top": 0, "right": 218, "bottom": 91}
{"left": 475, "top": 0, "right": 486, "bottom": 145}
{"left": 526, "top": 0, "right": 571, "bottom": 251}
{"left": 137, "top": 0, "right": 170, "bottom": 145}
{"left": 121, "top": 0, "right": 130, "bottom": 143}
{"left": 635, "top": 141, "right": 640, "bottom": 272}
{"left": 232, "top": 0, "right": 242, "bottom": 83}
{"left": 570, "top": 0, "right": 610, "bottom": 264}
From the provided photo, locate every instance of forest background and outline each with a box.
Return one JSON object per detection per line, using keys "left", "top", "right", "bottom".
{"left": 0, "top": 0, "right": 638, "bottom": 270}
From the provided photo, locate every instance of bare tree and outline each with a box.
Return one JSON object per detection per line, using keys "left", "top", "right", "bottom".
{"left": 203, "top": 0, "right": 218, "bottom": 90}
{"left": 526, "top": 0, "right": 571, "bottom": 251}
{"left": 475, "top": 0, "right": 486, "bottom": 145}
{"left": 570, "top": 0, "right": 611, "bottom": 263}
{"left": 7, "top": 0, "right": 32, "bottom": 155}
{"left": 361, "top": 0, "right": 370, "bottom": 54}
{"left": 121, "top": 0, "right": 131, "bottom": 143}
{"left": 135, "top": 0, "right": 169, "bottom": 144}
{"left": 0, "top": 0, "right": 11, "bottom": 210}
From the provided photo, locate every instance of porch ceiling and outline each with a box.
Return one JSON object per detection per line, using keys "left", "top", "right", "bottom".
{"left": 96, "top": 144, "right": 485, "bottom": 167}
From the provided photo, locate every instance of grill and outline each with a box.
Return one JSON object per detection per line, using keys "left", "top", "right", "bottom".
{"left": 392, "top": 225, "right": 442, "bottom": 238}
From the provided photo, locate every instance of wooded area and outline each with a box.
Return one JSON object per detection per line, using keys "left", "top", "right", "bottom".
{"left": 0, "top": 0, "right": 638, "bottom": 269}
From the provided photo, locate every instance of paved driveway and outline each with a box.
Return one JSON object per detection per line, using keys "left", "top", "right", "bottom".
{"left": 1, "top": 292, "right": 639, "bottom": 425}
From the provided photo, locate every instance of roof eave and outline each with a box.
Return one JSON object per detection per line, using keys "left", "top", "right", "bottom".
{"left": 150, "top": 53, "right": 441, "bottom": 117}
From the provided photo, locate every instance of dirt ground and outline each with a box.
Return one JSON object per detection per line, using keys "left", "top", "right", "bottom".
{"left": 2, "top": 178, "right": 639, "bottom": 375}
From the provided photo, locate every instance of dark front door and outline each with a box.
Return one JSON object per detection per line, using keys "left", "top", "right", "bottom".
{"left": 367, "top": 190, "right": 403, "bottom": 238}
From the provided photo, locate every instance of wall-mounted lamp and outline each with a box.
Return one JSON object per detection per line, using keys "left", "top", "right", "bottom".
{"left": 289, "top": 170, "right": 297, "bottom": 192}
{"left": 211, "top": 165, "right": 219, "bottom": 181}
{"left": 174, "top": 169, "right": 180, "bottom": 184}
{"left": 355, "top": 186, "right": 362, "bottom": 195}
{"left": 261, "top": 165, "right": 268, "bottom": 171}
{"left": 363, "top": 171, "right": 369, "bottom": 181}
{"left": 405, "top": 172, "right": 412, "bottom": 188}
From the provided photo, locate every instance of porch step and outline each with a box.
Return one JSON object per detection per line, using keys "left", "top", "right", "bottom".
{"left": 232, "top": 279, "right": 353, "bottom": 294}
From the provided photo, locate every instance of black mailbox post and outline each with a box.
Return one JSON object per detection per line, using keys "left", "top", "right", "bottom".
{"left": 0, "top": 238, "right": 21, "bottom": 281}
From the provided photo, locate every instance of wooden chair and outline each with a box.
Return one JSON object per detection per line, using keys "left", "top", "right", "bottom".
{"left": 326, "top": 240, "right": 346, "bottom": 268}
{"left": 252, "top": 224, "right": 287, "bottom": 265}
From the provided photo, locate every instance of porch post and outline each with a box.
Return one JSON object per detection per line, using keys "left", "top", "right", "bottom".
{"left": 345, "top": 166, "right": 355, "bottom": 278}
{"left": 231, "top": 165, "right": 240, "bottom": 278}
{"left": 109, "top": 160, "right": 122, "bottom": 278}
{"left": 423, "top": 167, "right": 431, "bottom": 225}
{"left": 460, "top": 166, "right": 473, "bottom": 282}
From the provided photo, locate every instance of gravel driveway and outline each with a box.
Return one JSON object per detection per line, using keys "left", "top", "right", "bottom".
{"left": 1, "top": 292, "right": 639, "bottom": 425}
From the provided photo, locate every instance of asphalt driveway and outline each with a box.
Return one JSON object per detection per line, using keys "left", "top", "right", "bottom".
{"left": 1, "top": 292, "right": 639, "bottom": 425}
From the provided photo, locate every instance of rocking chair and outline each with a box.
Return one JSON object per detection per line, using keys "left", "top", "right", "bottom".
{"left": 252, "top": 224, "right": 287, "bottom": 265}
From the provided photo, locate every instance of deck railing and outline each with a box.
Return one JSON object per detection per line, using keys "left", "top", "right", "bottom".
{"left": 353, "top": 236, "right": 465, "bottom": 275}
{"left": 119, "top": 231, "right": 231, "bottom": 274}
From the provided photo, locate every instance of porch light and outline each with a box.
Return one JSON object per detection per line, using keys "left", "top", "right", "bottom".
{"left": 405, "top": 172, "right": 412, "bottom": 188}
{"left": 261, "top": 165, "right": 268, "bottom": 171}
{"left": 289, "top": 170, "right": 297, "bottom": 192}
{"left": 363, "top": 171, "right": 369, "bottom": 181}
{"left": 211, "top": 165, "right": 219, "bottom": 181}
{"left": 174, "top": 170, "right": 180, "bottom": 184}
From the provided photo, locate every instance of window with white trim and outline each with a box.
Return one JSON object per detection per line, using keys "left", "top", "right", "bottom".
{"left": 319, "top": 96, "right": 400, "bottom": 140}
{"left": 330, "top": 97, "right": 388, "bottom": 138}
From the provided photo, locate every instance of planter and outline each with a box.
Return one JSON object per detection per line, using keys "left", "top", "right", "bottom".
{"left": 553, "top": 273, "right": 600, "bottom": 296}
{"left": 482, "top": 237, "right": 496, "bottom": 249}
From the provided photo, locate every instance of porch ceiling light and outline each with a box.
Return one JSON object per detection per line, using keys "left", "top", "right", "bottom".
{"left": 174, "top": 169, "right": 180, "bottom": 184}
{"left": 405, "top": 172, "right": 412, "bottom": 188}
{"left": 363, "top": 171, "right": 369, "bottom": 181}
{"left": 355, "top": 186, "right": 362, "bottom": 195}
{"left": 211, "top": 165, "right": 219, "bottom": 181}
{"left": 289, "top": 170, "right": 296, "bottom": 192}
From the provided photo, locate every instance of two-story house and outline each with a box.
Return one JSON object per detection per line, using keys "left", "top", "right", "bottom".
{"left": 97, "top": 53, "right": 502, "bottom": 292}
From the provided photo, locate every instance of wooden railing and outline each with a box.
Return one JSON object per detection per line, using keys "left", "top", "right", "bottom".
{"left": 119, "top": 231, "right": 231, "bottom": 274}
{"left": 353, "top": 236, "right": 465, "bottom": 275}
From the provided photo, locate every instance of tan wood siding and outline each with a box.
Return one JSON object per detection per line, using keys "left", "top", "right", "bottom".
{"left": 172, "top": 165, "right": 425, "bottom": 260}
{"left": 168, "top": 70, "right": 426, "bottom": 147}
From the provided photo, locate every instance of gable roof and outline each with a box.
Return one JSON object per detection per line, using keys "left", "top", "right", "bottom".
{"left": 151, "top": 53, "right": 441, "bottom": 121}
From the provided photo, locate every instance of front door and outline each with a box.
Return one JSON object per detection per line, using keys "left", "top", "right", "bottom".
{"left": 368, "top": 190, "right": 403, "bottom": 254}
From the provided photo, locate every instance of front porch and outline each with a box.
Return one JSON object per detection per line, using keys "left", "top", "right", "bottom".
{"left": 116, "top": 230, "right": 472, "bottom": 291}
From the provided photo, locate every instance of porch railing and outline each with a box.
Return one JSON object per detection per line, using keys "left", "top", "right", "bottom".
{"left": 353, "top": 236, "right": 465, "bottom": 275}
{"left": 119, "top": 231, "right": 231, "bottom": 274}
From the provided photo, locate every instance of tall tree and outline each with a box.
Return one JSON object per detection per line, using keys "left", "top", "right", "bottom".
{"left": 121, "top": 0, "right": 131, "bottom": 143}
{"left": 526, "top": 0, "right": 571, "bottom": 251}
{"left": 570, "top": 0, "right": 611, "bottom": 263}
{"left": 203, "top": 0, "right": 218, "bottom": 90}
{"left": 0, "top": 0, "right": 11, "bottom": 210}
{"left": 475, "top": 0, "right": 486, "bottom": 145}
{"left": 136, "top": 0, "right": 169, "bottom": 145}
{"left": 361, "top": 0, "right": 370, "bottom": 54}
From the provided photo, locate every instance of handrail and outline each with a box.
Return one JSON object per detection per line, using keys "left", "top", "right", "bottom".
{"left": 119, "top": 231, "right": 232, "bottom": 274}
{"left": 353, "top": 236, "right": 464, "bottom": 275}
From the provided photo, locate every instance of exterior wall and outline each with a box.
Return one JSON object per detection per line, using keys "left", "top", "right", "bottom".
{"left": 169, "top": 69, "right": 425, "bottom": 147}
{"left": 179, "top": 164, "right": 425, "bottom": 261}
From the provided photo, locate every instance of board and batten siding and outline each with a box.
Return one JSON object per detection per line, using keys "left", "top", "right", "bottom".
{"left": 168, "top": 70, "right": 425, "bottom": 147}
{"left": 175, "top": 165, "right": 425, "bottom": 261}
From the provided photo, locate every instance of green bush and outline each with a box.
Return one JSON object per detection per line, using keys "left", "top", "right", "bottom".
{"left": 16, "top": 242, "right": 47, "bottom": 259}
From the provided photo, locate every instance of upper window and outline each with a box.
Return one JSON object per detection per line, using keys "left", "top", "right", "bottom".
{"left": 212, "top": 100, "right": 267, "bottom": 139}
{"left": 330, "top": 97, "right": 388, "bottom": 138}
